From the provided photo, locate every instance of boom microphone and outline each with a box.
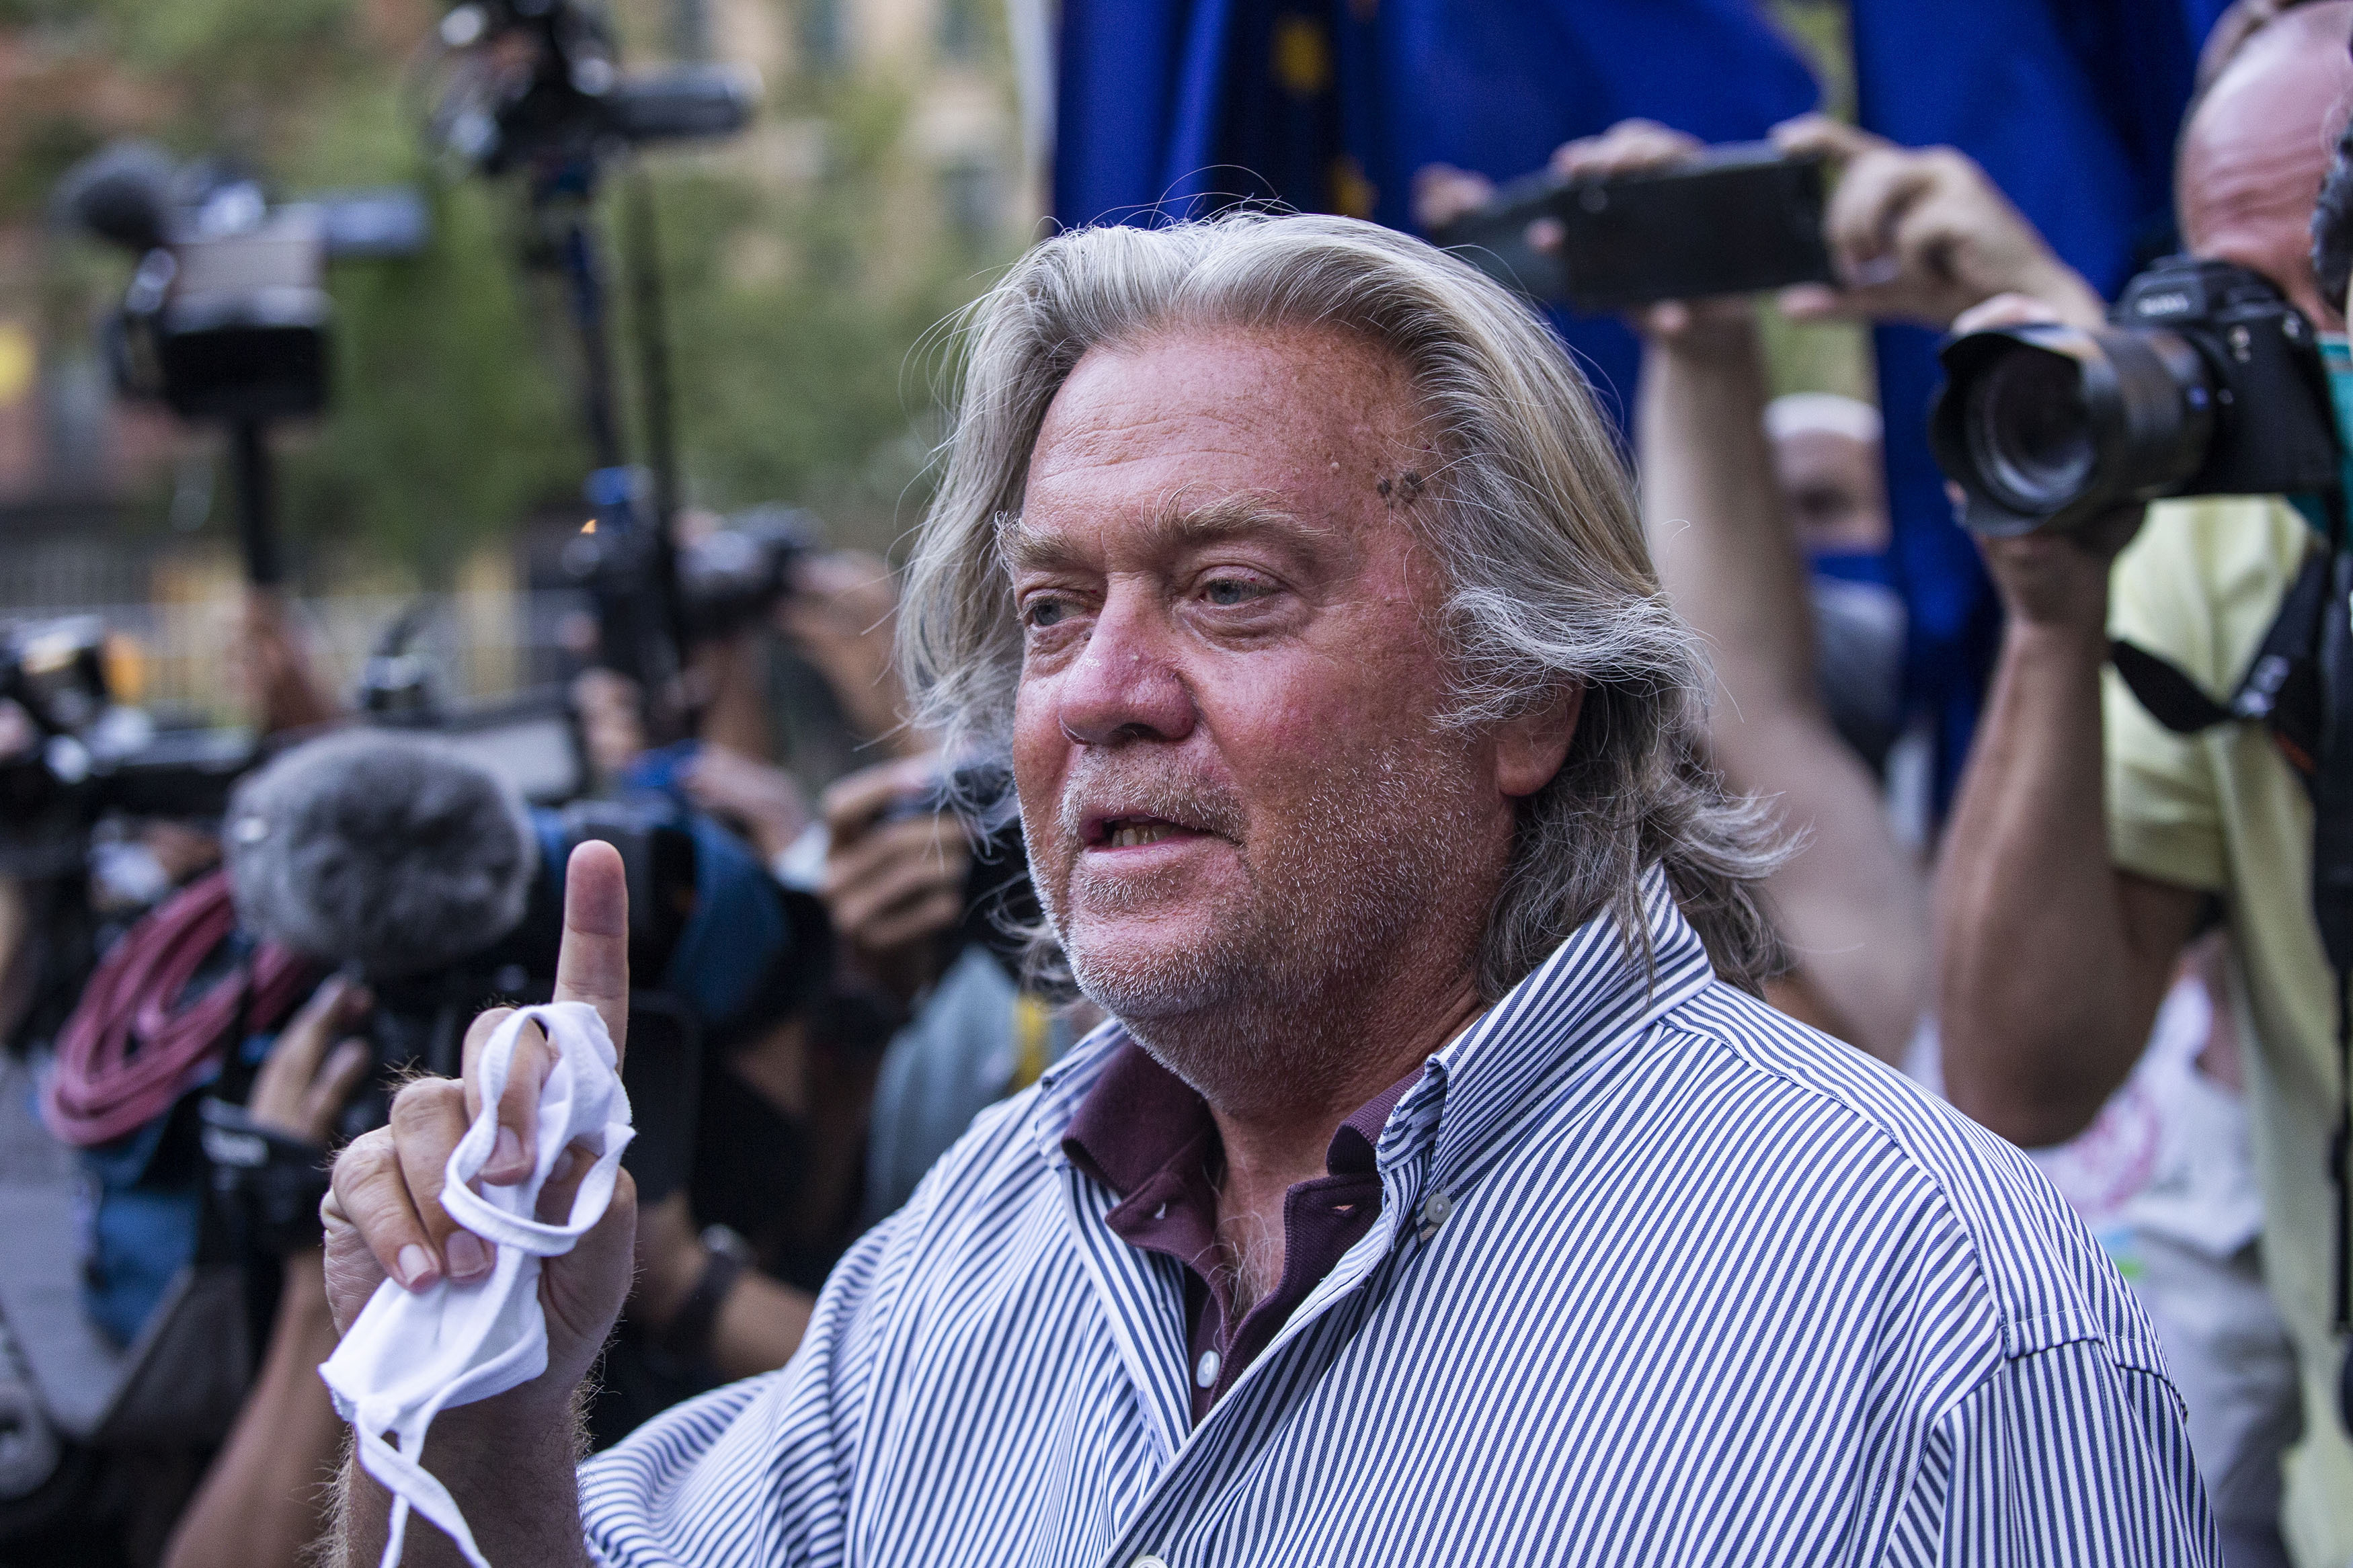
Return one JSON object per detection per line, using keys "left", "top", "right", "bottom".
{"left": 225, "top": 729, "right": 538, "bottom": 977}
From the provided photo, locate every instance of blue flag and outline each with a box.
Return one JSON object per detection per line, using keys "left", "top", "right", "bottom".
{"left": 1054, "top": 0, "right": 1818, "bottom": 424}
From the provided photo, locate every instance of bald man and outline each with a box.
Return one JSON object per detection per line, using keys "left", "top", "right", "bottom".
{"left": 1939, "top": 5, "right": 2353, "bottom": 1561}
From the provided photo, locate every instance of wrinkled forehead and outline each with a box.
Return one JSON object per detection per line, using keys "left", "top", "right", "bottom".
{"left": 1004, "top": 323, "right": 1437, "bottom": 560}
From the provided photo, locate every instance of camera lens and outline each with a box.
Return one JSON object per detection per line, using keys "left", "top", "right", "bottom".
{"left": 1965, "top": 349, "right": 2093, "bottom": 513}
{"left": 1930, "top": 323, "right": 2214, "bottom": 536}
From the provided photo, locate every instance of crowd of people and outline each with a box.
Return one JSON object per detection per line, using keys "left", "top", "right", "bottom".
{"left": 9, "top": 0, "right": 2353, "bottom": 1563}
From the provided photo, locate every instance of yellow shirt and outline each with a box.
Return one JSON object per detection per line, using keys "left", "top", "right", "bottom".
{"left": 2106, "top": 494, "right": 2351, "bottom": 1565}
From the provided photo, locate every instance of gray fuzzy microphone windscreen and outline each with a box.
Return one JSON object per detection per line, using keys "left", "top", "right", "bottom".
{"left": 225, "top": 729, "right": 539, "bottom": 977}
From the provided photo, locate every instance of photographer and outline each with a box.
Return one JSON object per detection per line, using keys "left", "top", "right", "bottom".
{"left": 161, "top": 975, "right": 369, "bottom": 1568}
{"left": 1936, "top": 4, "right": 2353, "bottom": 1557}
{"left": 1455, "top": 113, "right": 2303, "bottom": 1565}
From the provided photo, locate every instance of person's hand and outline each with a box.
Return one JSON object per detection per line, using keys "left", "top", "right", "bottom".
{"left": 320, "top": 841, "right": 637, "bottom": 1419}
{"left": 232, "top": 589, "right": 342, "bottom": 738}
{"left": 247, "top": 973, "right": 373, "bottom": 1147}
{"left": 571, "top": 667, "right": 648, "bottom": 784}
{"left": 820, "top": 758, "right": 969, "bottom": 1003}
{"left": 774, "top": 551, "right": 918, "bottom": 754}
{"left": 1944, "top": 291, "right": 2143, "bottom": 631}
{"left": 1410, "top": 163, "right": 1496, "bottom": 232}
{"left": 1768, "top": 116, "right": 2105, "bottom": 331}
{"left": 1546, "top": 120, "right": 1759, "bottom": 352}
{"left": 682, "top": 745, "right": 812, "bottom": 862}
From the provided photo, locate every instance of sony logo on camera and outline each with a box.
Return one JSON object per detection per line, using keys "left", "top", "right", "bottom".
{"left": 2128, "top": 288, "right": 2198, "bottom": 319}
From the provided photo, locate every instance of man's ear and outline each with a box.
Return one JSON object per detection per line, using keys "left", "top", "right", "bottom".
{"left": 1494, "top": 682, "right": 1584, "bottom": 799}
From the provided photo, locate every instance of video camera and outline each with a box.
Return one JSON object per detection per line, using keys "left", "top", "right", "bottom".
{"left": 427, "top": 0, "right": 758, "bottom": 178}
{"left": 55, "top": 142, "right": 426, "bottom": 428}
{"left": 1930, "top": 257, "right": 2343, "bottom": 536}
{"left": 0, "top": 618, "right": 255, "bottom": 879}
{"left": 54, "top": 142, "right": 427, "bottom": 585}
{"left": 204, "top": 728, "right": 823, "bottom": 1255}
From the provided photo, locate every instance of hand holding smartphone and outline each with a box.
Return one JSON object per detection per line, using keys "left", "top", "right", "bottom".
{"left": 1433, "top": 140, "right": 1834, "bottom": 311}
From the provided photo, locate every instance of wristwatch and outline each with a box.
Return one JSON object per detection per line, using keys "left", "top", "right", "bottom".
{"left": 655, "top": 1223, "right": 756, "bottom": 1364}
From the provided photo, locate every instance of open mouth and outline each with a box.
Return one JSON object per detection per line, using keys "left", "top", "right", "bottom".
{"left": 1084, "top": 815, "right": 1203, "bottom": 850}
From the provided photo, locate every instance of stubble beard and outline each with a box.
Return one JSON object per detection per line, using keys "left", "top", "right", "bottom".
{"left": 1034, "top": 735, "right": 1494, "bottom": 1116}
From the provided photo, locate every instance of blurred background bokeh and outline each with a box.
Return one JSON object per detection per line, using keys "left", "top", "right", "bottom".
{"left": 0, "top": 0, "right": 1041, "bottom": 723}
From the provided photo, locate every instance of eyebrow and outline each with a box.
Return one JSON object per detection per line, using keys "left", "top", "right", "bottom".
{"left": 1000, "top": 491, "right": 1330, "bottom": 575}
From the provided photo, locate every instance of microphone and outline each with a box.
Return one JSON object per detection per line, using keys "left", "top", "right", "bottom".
{"left": 52, "top": 140, "right": 176, "bottom": 253}
{"left": 225, "top": 729, "right": 539, "bottom": 977}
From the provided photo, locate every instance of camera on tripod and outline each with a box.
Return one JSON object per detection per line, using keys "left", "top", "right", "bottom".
{"left": 1931, "top": 256, "right": 2343, "bottom": 537}
{"left": 56, "top": 143, "right": 426, "bottom": 427}
{"left": 428, "top": 0, "right": 758, "bottom": 176}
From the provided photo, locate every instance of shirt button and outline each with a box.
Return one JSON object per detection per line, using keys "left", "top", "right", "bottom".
{"left": 1193, "top": 1350, "right": 1220, "bottom": 1389}
{"left": 1132, "top": 1557, "right": 1171, "bottom": 1568}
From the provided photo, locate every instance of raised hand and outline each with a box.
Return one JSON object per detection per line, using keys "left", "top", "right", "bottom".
{"left": 321, "top": 839, "right": 638, "bottom": 1413}
{"left": 1768, "top": 115, "right": 2105, "bottom": 331}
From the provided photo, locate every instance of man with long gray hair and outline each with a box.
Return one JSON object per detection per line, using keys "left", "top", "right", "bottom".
{"left": 319, "top": 213, "right": 2211, "bottom": 1565}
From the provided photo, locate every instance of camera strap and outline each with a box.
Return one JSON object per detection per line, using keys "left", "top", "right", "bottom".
{"left": 2108, "top": 531, "right": 2353, "bottom": 1414}
{"left": 2108, "top": 544, "right": 2334, "bottom": 762}
{"left": 2309, "top": 548, "right": 2353, "bottom": 1355}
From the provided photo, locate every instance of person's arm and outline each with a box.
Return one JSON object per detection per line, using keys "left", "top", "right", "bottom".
{"left": 164, "top": 979, "right": 374, "bottom": 1568}
{"left": 1548, "top": 119, "right": 1927, "bottom": 1061}
{"left": 631, "top": 1190, "right": 815, "bottom": 1381}
{"left": 1637, "top": 317, "right": 1931, "bottom": 1063}
{"left": 1934, "top": 526, "right": 2204, "bottom": 1144}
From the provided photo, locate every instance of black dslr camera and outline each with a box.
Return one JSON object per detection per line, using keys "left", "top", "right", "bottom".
{"left": 674, "top": 505, "right": 818, "bottom": 641}
{"left": 1931, "top": 257, "right": 2342, "bottom": 536}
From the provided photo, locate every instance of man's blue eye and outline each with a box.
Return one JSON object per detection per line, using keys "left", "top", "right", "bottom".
{"left": 1205, "top": 579, "right": 1257, "bottom": 606}
{"left": 1027, "top": 599, "right": 1066, "bottom": 627}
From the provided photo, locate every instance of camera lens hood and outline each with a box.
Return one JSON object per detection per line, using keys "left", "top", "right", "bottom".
{"left": 1931, "top": 322, "right": 2212, "bottom": 537}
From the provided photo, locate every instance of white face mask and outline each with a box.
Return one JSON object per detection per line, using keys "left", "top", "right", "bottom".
{"left": 319, "top": 1001, "right": 634, "bottom": 1568}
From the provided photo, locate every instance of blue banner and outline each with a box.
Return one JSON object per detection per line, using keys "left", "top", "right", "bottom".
{"left": 1054, "top": 0, "right": 1818, "bottom": 425}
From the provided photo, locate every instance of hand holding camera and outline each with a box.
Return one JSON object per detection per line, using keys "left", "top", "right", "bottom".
{"left": 820, "top": 758, "right": 971, "bottom": 1006}
{"left": 244, "top": 973, "right": 373, "bottom": 1147}
{"left": 1769, "top": 116, "right": 2104, "bottom": 331}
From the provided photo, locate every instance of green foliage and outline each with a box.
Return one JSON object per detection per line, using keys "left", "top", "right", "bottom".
{"left": 286, "top": 175, "right": 587, "bottom": 573}
{"left": 628, "top": 69, "right": 1022, "bottom": 554}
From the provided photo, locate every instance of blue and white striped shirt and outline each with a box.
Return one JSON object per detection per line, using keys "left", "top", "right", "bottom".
{"left": 582, "top": 872, "right": 2215, "bottom": 1565}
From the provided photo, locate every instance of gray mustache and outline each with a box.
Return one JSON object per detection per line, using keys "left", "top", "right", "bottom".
{"left": 1054, "top": 760, "right": 1248, "bottom": 841}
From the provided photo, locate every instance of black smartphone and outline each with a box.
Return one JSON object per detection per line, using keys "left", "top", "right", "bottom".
{"left": 1435, "top": 142, "right": 1835, "bottom": 312}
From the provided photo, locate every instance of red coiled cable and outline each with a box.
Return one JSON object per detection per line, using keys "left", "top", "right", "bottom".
{"left": 42, "top": 869, "right": 318, "bottom": 1149}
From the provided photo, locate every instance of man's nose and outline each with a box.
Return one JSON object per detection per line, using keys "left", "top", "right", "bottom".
{"left": 1053, "top": 589, "right": 1195, "bottom": 747}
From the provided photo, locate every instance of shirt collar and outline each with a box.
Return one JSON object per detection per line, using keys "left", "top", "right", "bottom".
{"left": 1034, "top": 865, "right": 1714, "bottom": 1180}
{"left": 1061, "top": 1044, "right": 1421, "bottom": 1199}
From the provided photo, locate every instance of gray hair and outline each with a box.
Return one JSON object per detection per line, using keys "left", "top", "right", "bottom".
{"left": 900, "top": 212, "right": 1787, "bottom": 997}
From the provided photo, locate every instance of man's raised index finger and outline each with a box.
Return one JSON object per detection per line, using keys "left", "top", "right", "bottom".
{"left": 557, "top": 838, "right": 631, "bottom": 1065}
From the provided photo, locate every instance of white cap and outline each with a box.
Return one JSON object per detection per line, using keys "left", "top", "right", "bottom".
{"left": 1763, "top": 392, "right": 1883, "bottom": 446}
